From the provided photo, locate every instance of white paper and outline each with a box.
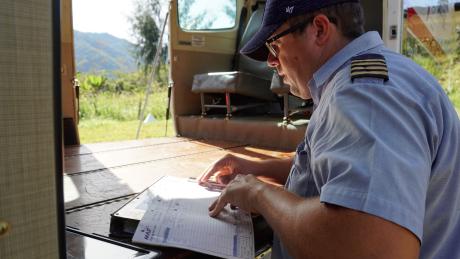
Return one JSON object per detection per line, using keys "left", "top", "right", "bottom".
{"left": 132, "top": 176, "right": 254, "bottom": 259}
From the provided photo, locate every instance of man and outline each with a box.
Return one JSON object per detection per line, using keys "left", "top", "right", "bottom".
{"left": 199, "top": 0, "right": 460, "bottom": 258}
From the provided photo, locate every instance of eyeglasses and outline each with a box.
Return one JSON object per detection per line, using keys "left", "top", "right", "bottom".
{"left": 265, "top": 16, "right": 336, "bottom": 58}
{"left": 265, "top": 19, "right": 312, "bottom": 58}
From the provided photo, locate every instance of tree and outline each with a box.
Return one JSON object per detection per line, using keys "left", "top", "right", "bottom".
{"left": 130, "top": 0, "right": 162, "bottom": 73}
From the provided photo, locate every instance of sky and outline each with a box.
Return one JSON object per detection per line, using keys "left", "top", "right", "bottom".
{"left": 73, "top": 0, "right": 139, "bottom": 43}
{"left": 72, "top": 0, "right": 234, "bottom": 43}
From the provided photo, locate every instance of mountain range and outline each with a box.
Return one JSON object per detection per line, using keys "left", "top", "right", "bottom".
{"left": 74, "top": 30, "right": 138, "bottom": 74}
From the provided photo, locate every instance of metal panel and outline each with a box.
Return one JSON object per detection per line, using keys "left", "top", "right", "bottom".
{"left": 0, "top": 0, "right": 63, "bottom": 258}
{"left": 383, "top": 0, "right": 404, "bottom": 52}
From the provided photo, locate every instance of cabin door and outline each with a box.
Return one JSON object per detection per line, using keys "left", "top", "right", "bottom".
{"left": 0, "top": 0, "right": 65, "bottom": 258}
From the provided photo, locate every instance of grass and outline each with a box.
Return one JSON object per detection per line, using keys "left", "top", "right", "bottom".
{"left": 78, "top": 119, "right": 175, "bottom": 144}
{"left": 78, "top": 87, "right": 175, "bottom": 144}
{"left": 79, "top": 90, "right": 170, "bottom": 121}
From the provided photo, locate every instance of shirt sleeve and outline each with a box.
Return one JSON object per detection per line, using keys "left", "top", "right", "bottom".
{"left": 312, "top": 81, "right": 434, "bottom": 241}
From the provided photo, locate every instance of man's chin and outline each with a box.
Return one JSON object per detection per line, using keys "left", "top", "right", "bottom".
{"left": 289, "top": 87, "right": 309, "bottom": 100}
{"left": 281, "top": 77, "right": 290, "bottom": 86}
{"left": 288, "top": 86, "right": 300, "bottom": 98}
{"left": 283, "top": 78, "right": 308, "bottom": 99}
{"left": 290, "top": 91, "right": 302, "bottom": 98}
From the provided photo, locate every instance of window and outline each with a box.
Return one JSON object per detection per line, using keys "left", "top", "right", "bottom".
{"left": 178, "top": 0, "right": 236, "bottom": 31}
{"left": 402, "top": 0, "right": 460, "bottom": 110}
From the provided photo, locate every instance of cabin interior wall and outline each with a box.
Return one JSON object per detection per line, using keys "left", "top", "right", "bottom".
{"left": 170, "top": 50, "right": 233, "bottom": 116}
{"left": 0, "top": 0, "right": 62, "bottom": 258}
{"left": 169, "top": 0, "right": 244, "bottom": 132}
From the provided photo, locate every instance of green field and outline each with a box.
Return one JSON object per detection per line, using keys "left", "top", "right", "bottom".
{"left": 77, "top": 74, "right": 175, "bottom": 144}
{"left": 79, "top": 119, "right": 175, "bottom": 143}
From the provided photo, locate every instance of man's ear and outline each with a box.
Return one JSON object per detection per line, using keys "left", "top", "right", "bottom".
{"left": 312, "top": 14, "right": 331, "bottom": 45}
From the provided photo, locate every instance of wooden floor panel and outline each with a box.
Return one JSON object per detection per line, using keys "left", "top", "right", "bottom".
{"left": 64, "top": 137, "right": 189, "bottom": 157}
{"left": 64, "top": 139, "right": 245, "bottom": 174}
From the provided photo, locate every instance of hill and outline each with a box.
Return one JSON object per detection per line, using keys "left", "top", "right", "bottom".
{"left": 74, "top": 31, "right": 138, "bottom": 75}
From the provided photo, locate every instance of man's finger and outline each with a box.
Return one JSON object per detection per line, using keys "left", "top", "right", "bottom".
{"left": 208, "top": 198, "right": 218, "bottom": 211}
{"left": 198, "top": 161, "right": 227, "bottom": 184}
{"left": 216, "top": 173, "right": 233, "bottom": 185}
{"left": 198, "top": 165, "right": 216, "bottom": 184}
{"left": 209, "top": 197, "right": 227, "bottom": 217}
{"left": 204, "top": 182, "right": 226, "bottom": 191}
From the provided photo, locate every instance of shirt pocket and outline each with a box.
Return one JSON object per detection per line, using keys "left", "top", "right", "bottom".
{"left": 287, "top": 141, "right": 319, "bottom": 197}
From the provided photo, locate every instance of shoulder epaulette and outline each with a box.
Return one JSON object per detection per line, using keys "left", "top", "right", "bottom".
{"left": 351, "top": 53, "right": 389, "bottom": 82}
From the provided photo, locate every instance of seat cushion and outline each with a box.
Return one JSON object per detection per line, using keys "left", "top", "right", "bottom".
{"left": 192, "top": 71, "right": 275, "bottom": 101}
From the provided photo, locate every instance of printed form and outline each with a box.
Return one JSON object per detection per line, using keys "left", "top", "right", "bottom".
{"left": 132, "top": 176, "right": 255, "bottom": 259}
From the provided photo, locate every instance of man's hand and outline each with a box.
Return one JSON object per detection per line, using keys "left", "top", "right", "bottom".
{"left": 198, "top": 154, "right": 248, "bottom": 188}
{"left": 208, "top": 174, "right": 264, "bottom": 217}
{"left": 199, "top": 154, "right": 293, "bottom": 189}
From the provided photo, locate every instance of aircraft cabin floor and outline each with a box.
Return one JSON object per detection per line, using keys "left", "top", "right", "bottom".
{"left": 64, "top": 137, "right": 293, "bottom": 258}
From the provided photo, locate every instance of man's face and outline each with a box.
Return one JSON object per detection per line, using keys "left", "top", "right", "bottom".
{"left": 267, "top": 21, "right": 321, "bottom": 99}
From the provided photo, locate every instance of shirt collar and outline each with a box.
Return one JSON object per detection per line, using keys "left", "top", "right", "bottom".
{"left": 308, "top": 31, "right": 384, "bottom": 104}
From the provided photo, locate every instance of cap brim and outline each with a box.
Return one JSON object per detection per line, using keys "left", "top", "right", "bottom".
{"left": 240, "top": 23, "right": 280, "bottom": 62}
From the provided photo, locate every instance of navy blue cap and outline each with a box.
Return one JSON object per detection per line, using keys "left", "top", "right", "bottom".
{"left": 240, "top": 0, "right": 360, "bottom": 61}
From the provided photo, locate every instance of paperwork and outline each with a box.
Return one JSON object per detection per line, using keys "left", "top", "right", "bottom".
{"left": 132, "top": 176, "right": 255, "bottom": 259}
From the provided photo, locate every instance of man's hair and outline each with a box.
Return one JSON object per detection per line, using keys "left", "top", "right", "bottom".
{"left": 287, "top": 2, "right": 365, "bottom": 40}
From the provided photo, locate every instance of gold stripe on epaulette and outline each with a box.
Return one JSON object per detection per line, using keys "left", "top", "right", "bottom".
{"left": 351, "top": 54, "right": 389, "bottom": 81}
{"left": 351, "top": 66, "right": 388, "bottom": 71}
{"left": 351, "top": 61, "right": 386, "bottom": 66}
{"left": 351, "top": 71, "right": 389, "bottom": 77}
{"left": 351, "top": 58, "right": 386, "bottom": 63}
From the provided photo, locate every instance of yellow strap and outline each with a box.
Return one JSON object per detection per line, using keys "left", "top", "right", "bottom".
{"left": 351, "top": 71, "right": 389, "bottom": 77}
{"left": 351, "top": 66, "right": 388, "bottom": 71}
{"left": 351, "top": 62, "right": 386, "bottom": 66}
{"left": 351, "top": 58, "right": 386, "bottom": 63}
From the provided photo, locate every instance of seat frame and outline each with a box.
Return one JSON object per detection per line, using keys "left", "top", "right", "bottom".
{"left": 200, "top": 92, "right": 267, "bottom": 118}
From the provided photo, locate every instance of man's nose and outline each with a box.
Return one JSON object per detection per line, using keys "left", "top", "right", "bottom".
{"left": 267, "top": 53, "right": 279, "bottom": 68}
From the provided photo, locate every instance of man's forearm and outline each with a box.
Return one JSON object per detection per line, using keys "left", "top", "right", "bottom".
{"left": 253, "top": 183, "right": 318, "bottom": 257}
{"left": 248, "top": 158, "right": 292, "bottom": 185}
{"left": 252, "top": 183, "right": 420, "bottom": 259}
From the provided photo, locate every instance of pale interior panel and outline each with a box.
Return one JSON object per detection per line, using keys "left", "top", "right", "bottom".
{"left": 0, "top": 0, "right": 60, "bottom": 258}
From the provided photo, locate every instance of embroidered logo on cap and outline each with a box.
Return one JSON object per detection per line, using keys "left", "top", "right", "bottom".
{"left": 286, "top": 6, "right": 294, "bottom": 13}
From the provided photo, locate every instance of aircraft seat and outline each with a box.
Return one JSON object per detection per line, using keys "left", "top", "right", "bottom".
{"left": 191, "top": 8, "right": 276, "bottom": 117}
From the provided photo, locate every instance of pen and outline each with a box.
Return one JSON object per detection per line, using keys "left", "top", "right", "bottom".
{"left": 203, "top": 182, "right": 225, "bottom": 191}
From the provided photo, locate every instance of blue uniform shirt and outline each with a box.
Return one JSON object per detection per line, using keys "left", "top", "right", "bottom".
{"left": 272, "top": 31, "right": 460, "bottom": 259}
